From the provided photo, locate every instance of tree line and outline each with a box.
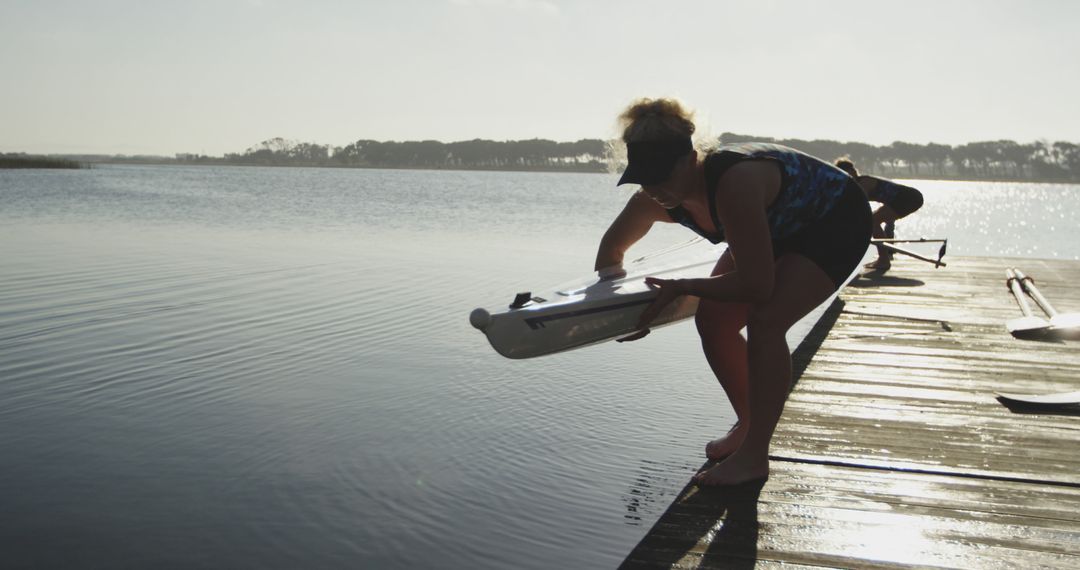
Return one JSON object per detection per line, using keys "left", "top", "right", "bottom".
{"left": 167, "top": 134, "right": 1080, "bottom": 182}
{"left": 716, "top": 133, "right": 1080, "bottom": 182}
{"left": 175, "top": 137, "right": 607, "bottom": 173}
{"left": 16, "top": 134, "right": 1078, "bottom": 180}
{"left": 1, "top": 153, "right": 86, "bottom": 169}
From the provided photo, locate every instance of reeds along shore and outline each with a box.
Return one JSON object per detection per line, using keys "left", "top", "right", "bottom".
{"left": 0, "top": 154, "right": 86, "bottom": 169}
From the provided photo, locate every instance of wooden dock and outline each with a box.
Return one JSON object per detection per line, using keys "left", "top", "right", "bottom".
{"left": 620, "top": 255, "right": 1080, "bottom": 569}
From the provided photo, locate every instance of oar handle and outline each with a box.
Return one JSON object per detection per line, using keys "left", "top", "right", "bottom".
{"left": 1006, "top": 268, "right": 1036, "bottom": 317}
{"left": 1012, "top": 268, "right": 1058, "bottom": 317}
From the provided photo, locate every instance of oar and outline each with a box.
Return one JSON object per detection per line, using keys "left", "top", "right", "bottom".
{"left": 871, "top": 237, "right": 946, "bottom": 244}
{"left": 1004, "top": 268, "right": 1053, "bottom": 339}
{"left": 997, "top": 389, "right": 1080, "bottom": 408}
{"left": 1013, "top": 268, "right": 1080, "bottom": 339}
{"left": 878, "top": 241, "right": 947, "bottom": 268}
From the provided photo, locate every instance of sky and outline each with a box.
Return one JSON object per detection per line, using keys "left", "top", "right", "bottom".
{"left": 2, "top": 0, "right": 1079, "bottom": 156}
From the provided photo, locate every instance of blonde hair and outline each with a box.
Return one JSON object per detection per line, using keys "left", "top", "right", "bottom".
{"left": 606, "top": 97, "right": 700, "bottom": 174}
{"left": 617, "top": 97, "right": 696, "bottom": 143}
{"left": 834, "top": 157, "right": 858, "bottom": 177}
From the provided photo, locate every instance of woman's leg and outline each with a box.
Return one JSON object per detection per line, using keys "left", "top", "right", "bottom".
{"left": 696, "top": 250, "right": 751, "bottom": 459}
{"left": 694, "top": 253, "right": 837, "bottom": 485}
{"left": 865, "top": 204, "right": 899, "bottom": 269}
{"left": 698, "top": 303, "right": 750, "bottom": 460}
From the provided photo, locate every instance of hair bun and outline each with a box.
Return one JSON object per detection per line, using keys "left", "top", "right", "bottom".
{"left": 618, "top": 97, "right": 696, "bottom": 143}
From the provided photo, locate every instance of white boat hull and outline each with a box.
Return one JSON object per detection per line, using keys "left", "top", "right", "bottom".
{"left": 470, "top": 240, "right": 726, "bottom": 359}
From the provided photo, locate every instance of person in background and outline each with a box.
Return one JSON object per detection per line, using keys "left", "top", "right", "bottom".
{"left": 595, "top": 97, "right": 871, "bottom": 486}
{"left": 834, "top": 158, "right": 925, "bottom": 272}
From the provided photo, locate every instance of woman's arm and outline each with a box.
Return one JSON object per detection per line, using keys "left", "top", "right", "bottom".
{"left": 594, "top": 191, "right": 670, "bottom": 272}
{"left": 633, "top": 162, "right": 778, "bottom": 331}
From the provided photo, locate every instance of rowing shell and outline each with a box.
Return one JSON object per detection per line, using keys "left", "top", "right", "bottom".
{"left": 470, "top": 239, "right": 726, "bottom": 359}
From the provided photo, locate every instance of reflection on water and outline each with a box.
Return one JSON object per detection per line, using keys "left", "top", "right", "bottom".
{"left": 622, "top": 459, "right": 703, "bottom": 526}
{"left": 889, "top": 178, "right": 1080, "bottom": 260}
{"left": 1, "top": 165, "right": 1079, "bottom": 568}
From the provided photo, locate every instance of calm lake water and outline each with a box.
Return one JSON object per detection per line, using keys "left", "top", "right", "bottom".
{"left": 2, "top": 165, "right": 1078, "bottom": 569}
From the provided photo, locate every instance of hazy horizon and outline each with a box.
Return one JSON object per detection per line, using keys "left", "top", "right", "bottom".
{"left": 3, "top": 0, "right": 1078, "bottom": 156}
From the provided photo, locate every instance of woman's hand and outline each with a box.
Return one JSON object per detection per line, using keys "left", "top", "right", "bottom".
{"left": 618, "top": 277, "right": 684, "bottom": 342}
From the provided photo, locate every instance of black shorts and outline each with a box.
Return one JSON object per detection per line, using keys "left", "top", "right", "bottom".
{"left": 771, "top": 181, "right": 872, "bottom": 289}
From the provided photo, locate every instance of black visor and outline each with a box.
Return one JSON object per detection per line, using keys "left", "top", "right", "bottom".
{"left": 616, "top": 138, "right": 693, "bottom": 186}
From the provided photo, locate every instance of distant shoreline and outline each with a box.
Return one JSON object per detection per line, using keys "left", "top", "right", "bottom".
{"left": 8, "top": 155, "right": 1070, "bottom": 185}
{"left": 5, "top": 131, "right": 1080, "bottom": 184}
{"left": 4, "top": 155, "right": 1077, "bottom": 185}
{"left": 0, "top": 154, "right": 87, "bottom": 169}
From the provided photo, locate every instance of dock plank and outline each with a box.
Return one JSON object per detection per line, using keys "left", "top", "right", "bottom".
{"left": 621, "top": 256, "right": 1080, "bottom": 569}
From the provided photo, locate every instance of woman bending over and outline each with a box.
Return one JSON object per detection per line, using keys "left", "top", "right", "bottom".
{"left": 596, "top": 98, "right": 871, "bottom": 486}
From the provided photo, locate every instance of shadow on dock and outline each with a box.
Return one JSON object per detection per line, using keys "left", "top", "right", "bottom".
{"left": 996, "top": 398, "right": 1080, "bottom": 416}
{"left": 848, "top": 272, "right": 925, "bottom": 288}
{"left": 619, "top": 479, "right": 765, "bottom": 569}
{"left": 790, "top": 296, "right": 844, "bottom": 389}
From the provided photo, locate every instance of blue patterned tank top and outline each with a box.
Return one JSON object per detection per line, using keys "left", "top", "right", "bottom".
{"left": 666, "top": 143, "right": 852, "bottom": 243}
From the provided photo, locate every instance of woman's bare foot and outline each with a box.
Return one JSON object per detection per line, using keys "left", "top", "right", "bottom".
{"left": 693, "top": 451, "right": 769, "bottom": 486}
{"left": 704, "top": 422, "right": 747, "bottom": 460}
{"left": 863, "top": 257, "right": 891, "bottom": 271}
